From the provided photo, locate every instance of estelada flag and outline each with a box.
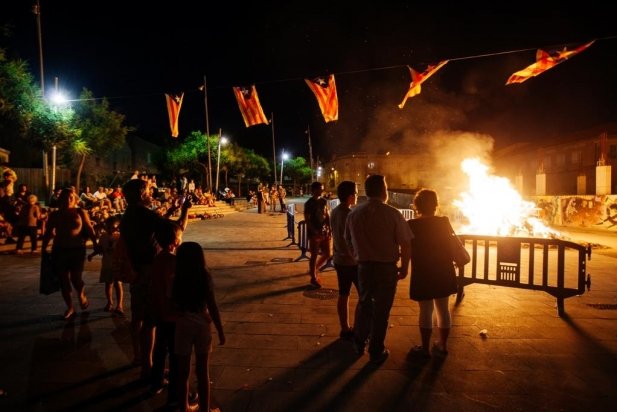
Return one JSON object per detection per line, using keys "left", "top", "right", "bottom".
{"left": 165, "top": 93, "right": 184, "bottom": 138}
{"left": 398, "top": 60, "right": 448, "bottom": 109}
{"left": 232, "top": 85, "right": 269, "bottom": 127}
{"left": 305, "top": 74, "right": 338, "bottom": 123}
{"left": 506, "top": 40, "right": 595, "bottom": 85}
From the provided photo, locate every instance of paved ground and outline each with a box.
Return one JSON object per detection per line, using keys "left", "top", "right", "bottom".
{"left": 0, "top": 201, "right": 616, "bottom": 411}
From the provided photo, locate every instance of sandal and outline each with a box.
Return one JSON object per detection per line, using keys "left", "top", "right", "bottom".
{"left": 63, "top": 308, "right": 76, "bottom": 320}
{"left": 410, "top": 345, "right": 431, "bottom": 358}
{"left": 431, "top": 342, "right": 449, "bottom": 356}
{"left": 80, "top": 297, "right": 89, "bottom": 311}
{"left": 104, "top": 303, "right": 113, "bottom": 312}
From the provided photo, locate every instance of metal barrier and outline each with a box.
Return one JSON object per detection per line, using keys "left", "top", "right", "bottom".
{"left": 399, "top": 208, "right": 414, "bottom": 220}
{"left": 295, "top": 220, "right": 309, "bottom": 261}
{"left": 456, "top": 235, "right": 591, "bottom": 317}
{"left": 285, "top": 203, "right": 296, "bottom": 245}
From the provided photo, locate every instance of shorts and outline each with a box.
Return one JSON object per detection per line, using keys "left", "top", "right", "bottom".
{"left": 308, "top": 234, "right": 331, "bottom": 257}
{"left": 175, "top": 312, "right": 213, "bottom": 356}
{"left": 334, "top": 264, "right": 359, "bottom": 296}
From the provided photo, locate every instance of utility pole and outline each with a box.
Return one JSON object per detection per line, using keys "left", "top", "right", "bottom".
{"left": 307, "top": 125, "right": 315, "bottom": 181}
{"left": 34, "top": 0, "right": 49, "bottom": 196}
{"left": 202, "top": 75, "right": 213, "bottom": 191}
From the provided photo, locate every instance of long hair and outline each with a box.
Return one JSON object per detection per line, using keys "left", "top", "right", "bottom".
{"left": 173, "top": 241, "right": 211, "bottom": 313}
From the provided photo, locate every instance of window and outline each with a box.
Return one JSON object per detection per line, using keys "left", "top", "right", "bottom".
{"left": 571, "top": 151, "right": 581, "bottom": 164}
{"left": 556, "top": 153, "right": 565, "bottom": 168}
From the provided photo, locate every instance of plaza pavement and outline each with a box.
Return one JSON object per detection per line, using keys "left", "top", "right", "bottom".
{"left": 0, "top": 200, "right": 616, "bottom": 411}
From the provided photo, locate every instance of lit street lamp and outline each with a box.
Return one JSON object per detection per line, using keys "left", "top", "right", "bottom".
{"left": 215, "top": 136, "right": 228, "bottom": 195}
{"left": 280, "top": 151, "right": 289, "bottom": 185}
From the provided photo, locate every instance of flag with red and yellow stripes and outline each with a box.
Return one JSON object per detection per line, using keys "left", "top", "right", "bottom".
{"left": 165, "top": 93, "right": 184, "bottom": 138}
{"left": 506, "top": 41, "right": 595, "bottom": 85}
{"left": 232, "top": 85, "right": 269, "bottom": 127}
{"left": 305, "top": 74, "right": 338, "bottom": 123}
{"left": 398, "top": 61, "right": 448, "bottom": 109}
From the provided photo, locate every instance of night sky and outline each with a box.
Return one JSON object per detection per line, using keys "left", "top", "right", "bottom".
{"left": 2, "top": 2, "right": 616, "bottom": 163}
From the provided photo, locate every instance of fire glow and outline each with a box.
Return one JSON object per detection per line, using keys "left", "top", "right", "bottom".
{"left": 453, "top": 158, "right": 558, "bottom": 237}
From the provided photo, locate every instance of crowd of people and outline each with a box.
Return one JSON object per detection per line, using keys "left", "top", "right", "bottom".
{"left": 2, "top": 163, "right": 468, "bottom": 407}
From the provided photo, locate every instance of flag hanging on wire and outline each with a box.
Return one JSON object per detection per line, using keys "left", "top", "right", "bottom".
{"left": 506, "top": 40, "right": 595, "bottom": 85}
{"left": 232, "top": 85, "right": 269, "bottom": 127}
{"left": 165, "top": 93, "right": 184, "bottom": 138}
{"left": 305, "top": 74, "right": 338, "bottom": 122}
{"left": 398, "top": 60, "right": 448, "bottom": 109}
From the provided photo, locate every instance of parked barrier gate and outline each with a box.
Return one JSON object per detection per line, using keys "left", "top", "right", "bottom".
{"left": 456, "top": 235, "right": 592, "bottom": 317}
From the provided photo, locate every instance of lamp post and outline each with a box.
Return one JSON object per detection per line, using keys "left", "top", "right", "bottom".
{"left": 215, "top": 135, "right": 228, "bottom": 195}
{"left": 280, "top": 151, "right": 289, "bottom": 186}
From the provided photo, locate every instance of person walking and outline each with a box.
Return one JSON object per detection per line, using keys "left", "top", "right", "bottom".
{"left": 407, "top": 188, "right": 459, "bottom": 357}
{"left": 330, "top": 181, "right": 360, "bottom": 339}
{"left": 303, "top": 181, "right": 332, "bottom": 288}
{"left": 41, "top": 189, "right": 99, "bottom": 320}
{"left": 345, "top": 175, "right": 413, "bottom": 364}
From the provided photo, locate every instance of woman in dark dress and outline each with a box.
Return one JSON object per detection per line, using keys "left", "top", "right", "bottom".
{"left": 408, "top": 189, "right": 458, "bottom": 357}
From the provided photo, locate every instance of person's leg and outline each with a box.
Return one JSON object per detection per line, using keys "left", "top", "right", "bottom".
{"left": 353, "top": 264, "right": 373, "bottom": 354}
{"left": 140, "top": 322, "right": 155, "bottom": 378}
{"left": 433, "top": 297, "right": 451, "bottom": 352}
{"left": 194, "top": 352, "right": 210, "bottom": 412}
{"left": 167, "top": 322, "right": 179, "bottom": 405}
{"left": 418, "top": 299, "right": 434, "bottom": 354}
{"left": 28, "top": 226, "right": 38, "bottom": 252}
{"left": 104, "top": 282, "right": 113, "bottom": 311}
{"left": 114, "top": 281, "right": 124, "bottom": 313}
{"left": 15, "top": 226, "right": 25, "bottom": 252}
{"left": 335, "top": 264, "right": 354, "bottom": 336}
{"left": 367, "top": 263, "right": 398, "bottom": 358}
{"left": 150, "top": 321, "right": 167, "bottom": 391}
{"left": 176, "top": 354, "right": 191, "bottom": 411}
{"left": 308, "top": 237, "right": 320, "bottom": 285}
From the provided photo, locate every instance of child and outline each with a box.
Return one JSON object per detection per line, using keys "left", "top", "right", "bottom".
{"left": 89, "top": 216, "right": 124, "bottom": 315}
{"left": 15, "top": 194, "right": 41, "bottom": 254}
{"left": 149, "top": 220, "right": 183, "bottom": 405}
{"left": 173, "top": 242, "right": 225, "bottom": 412}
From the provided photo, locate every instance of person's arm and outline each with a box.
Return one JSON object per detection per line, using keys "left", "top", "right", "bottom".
{"left": 79, "top": 208, "right": 100, "bottom": 252}
{"left": 205, "top": 274, "right": 225, "bottom": 345}
{"left": 398, "top": 241, "right": 411, "bottom": 280}
{"left": 41, "top": 213, "right": 56, "bottom": 253}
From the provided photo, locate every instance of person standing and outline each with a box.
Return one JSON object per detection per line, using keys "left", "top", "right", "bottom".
{"left": 120, "top": 178, "right": 190, "bottom": 381}
{"left": 407, "top": 189, "right": 459, "bottom": 357}
{"left": 15, "top": 194, "right": 41, "bottom": 254}
{"left": 345, "top": 175, "right": 413, "bottom": 364}
{"left": 330, "top": 181, "right": 360, "bottom": 339}
{"left": 173, "top": 242, "right": 225, "bottom": 412}
{"left": 41, "top": 189, "right": 99, "bottom": 320}
{"left": 303, "top": 181, "right": 332, "bottom": 288}
{"left": 278, "top": 185, "right": 287, "bottom": 213}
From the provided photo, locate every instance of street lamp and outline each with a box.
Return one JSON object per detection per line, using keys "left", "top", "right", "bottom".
{"left": 215, "top": 136, "right": 228, "bottom": 195}
{"left": 280, "top": 151, "right": 289, "bottom": 185}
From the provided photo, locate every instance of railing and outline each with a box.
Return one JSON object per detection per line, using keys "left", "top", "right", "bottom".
{"left": 285, "top": 203, "right": 296, "bottom": 245}
{"left": 456, "top": 235, "right": 591, "bottom": 317}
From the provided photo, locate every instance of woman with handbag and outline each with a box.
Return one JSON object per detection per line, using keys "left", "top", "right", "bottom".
{"left": 407, "top": 189, "right": 462, "bottom": 357}
{"left": 41, "top": 188, "right": 99, "bottom": 320}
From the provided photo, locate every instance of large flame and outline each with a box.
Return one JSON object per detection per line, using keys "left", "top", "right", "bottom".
{"left": 453, "top": 158, "right": 557, "bottom": 237}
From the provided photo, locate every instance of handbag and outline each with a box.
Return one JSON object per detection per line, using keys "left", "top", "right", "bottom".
{"left": 40, "top": 253, "right": 60, "bottom": 295}
{"left": 445, "top": 218, "right": 470, "bottom": 267}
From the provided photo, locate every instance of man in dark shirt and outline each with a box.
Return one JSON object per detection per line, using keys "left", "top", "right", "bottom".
{"left": 120, "top": 178, "right": 190, "bottom": 380}
{"left": 303, "top": 181, "right": 331, "bottom": 288}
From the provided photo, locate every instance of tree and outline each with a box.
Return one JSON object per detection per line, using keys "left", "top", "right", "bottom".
{"left": 70, "top": 89, "right": 131, "bottom": 191}
{"left": 0, "top": 48, "right": 76, "bottom": 166}
{"left": 166, "top": 131, "right": 218, "bottom": 189}
{"left": 284, "top": 156, "right": 312, "bottom": 194}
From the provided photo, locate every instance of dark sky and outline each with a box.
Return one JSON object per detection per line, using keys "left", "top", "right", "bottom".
{"left": 2, "top": 2, "right": 616, "bottom": 162}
